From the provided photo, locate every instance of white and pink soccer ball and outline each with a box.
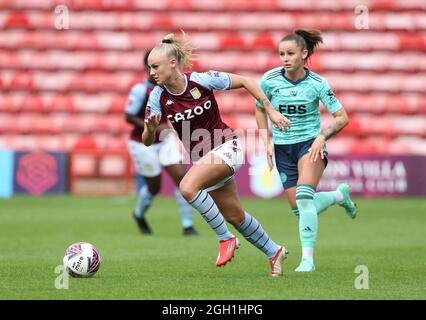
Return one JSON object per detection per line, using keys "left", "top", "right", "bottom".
{"left": 63, "top": 242, "right": 101, "bottom": 277}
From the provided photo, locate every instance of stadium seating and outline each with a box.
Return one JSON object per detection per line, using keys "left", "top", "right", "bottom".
{"left": 0, "top": 0, "right": 425, "bottom": 155}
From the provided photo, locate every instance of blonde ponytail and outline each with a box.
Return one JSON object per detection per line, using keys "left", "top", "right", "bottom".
{"left": 154, "top": 30, "right": 195, "bottom": 69}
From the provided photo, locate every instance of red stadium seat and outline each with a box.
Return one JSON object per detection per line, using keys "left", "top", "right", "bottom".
{"left": 1, "top": 0, "right": 425, "bottom": 156}
{"left": 10, "top": 72, "right": 33, "bottom": 90}
{"left": 44, "top": 95, "right": 75, "bottom": 113}
{"left": 220, "top": 33, "right": 246, "bottom": 50}
{"left": 251, "top": 33, "right": 275, "bottom": 50}
{"left": 5, "top": 12, "right": 29, "bottom": 28}
{"left": 19, "top": 95, "right": 44, "bottom": 113}
{"left": 152, "top": 14, "right": 173, "bottom": 29}
{"left": 398, "top": 33, "right": 426, "bottom": 51}
{"left": 73, "top": 136, "right": 98, "bottom": 150}
{"left": 0, "top": 96, "right": 18, "bottom": 113}
{"left": 350, "top": 137, "right": 390, "bottom": 154}
{"left": 109, "top": 96, "right": 127, "bottom": 113}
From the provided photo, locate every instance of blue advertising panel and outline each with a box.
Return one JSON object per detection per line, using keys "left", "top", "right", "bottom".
{"left": 13, "top": 151, "right": 68, "bottom": 195}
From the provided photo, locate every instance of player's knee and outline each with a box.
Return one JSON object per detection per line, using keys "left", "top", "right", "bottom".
{"left": 179, "top": 178, "right": 199, "bottom": 202}
{"left": 224, "top": 209, "right": 244, "bottom": 227}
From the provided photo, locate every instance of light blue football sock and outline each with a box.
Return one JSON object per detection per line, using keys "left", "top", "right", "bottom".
{"left": 189, "top": 190, "right": 233, "bottom": 241}
{"left": 175, "top": 188, "right": 194, "bottom": 228}
{"left": 314, "top": 191, "right": 338, "bottom": 215}
{"left": 237, "top": 211, "right": 279, "bottom": 258}
{"left": 296, "top": 184, "right": 318, "bottom": 248}
{"left": 291, "top": 191, "right": 338, "bottom": 217}
{"left": 134, "top": 185, "right": 153, "bottom": 218}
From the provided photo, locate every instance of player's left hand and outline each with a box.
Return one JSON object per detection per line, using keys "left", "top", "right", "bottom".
{"left": 309, "top": 134, "right": 326, "bottom": 162}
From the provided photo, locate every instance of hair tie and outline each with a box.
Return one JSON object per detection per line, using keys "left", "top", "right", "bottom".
{"left": 162, "top": 39, "right": 173, "bottom": 44}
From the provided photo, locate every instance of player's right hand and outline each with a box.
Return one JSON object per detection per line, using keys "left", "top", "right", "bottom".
{"left": 145, "top": 113, "right": 161, "bottom": 132}
{"left": 268, "top": 110, "right": 291, "bottom": 132}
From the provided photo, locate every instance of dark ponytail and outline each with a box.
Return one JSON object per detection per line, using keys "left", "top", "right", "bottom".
{"left": 281, "top": 29, "right": 323, "bottom": 61}
{"left": 143, "top": 48, "right": 152, "bottom": 70}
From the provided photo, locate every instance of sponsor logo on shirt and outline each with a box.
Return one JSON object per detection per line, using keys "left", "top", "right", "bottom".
{"left": 167, "top": 100, "right": 212, "bottom": 123}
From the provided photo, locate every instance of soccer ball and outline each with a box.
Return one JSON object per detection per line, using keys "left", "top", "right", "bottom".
{"left": 63, "top": 242, "right": 101, "bottom": 277}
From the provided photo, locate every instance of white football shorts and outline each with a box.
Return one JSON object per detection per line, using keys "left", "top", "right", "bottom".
{"left": 128, "top": 133, "right": 184, "bottom": 177}
{"left": 205, "top": 137, "right": 244, "bottom": 192}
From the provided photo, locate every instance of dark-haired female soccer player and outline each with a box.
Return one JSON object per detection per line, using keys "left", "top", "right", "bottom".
{"left": 256, "top": 29, "right": 357, "bottom": 272}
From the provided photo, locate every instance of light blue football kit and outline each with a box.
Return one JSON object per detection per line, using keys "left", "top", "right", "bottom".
{"left": 257, "top": 67, "right": 356, "bottom": 271}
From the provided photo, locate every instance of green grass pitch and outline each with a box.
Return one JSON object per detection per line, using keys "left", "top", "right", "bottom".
{"left": 0, "top": 195, "right": 425, "bottom": 300}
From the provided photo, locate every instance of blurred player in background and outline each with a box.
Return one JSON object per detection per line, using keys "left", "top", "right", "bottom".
{"left": 125, "top": 49, "right": 198, "bottom": 236}
{"left": 143, "top": 31, "right": 292, "bottom": 276}
{"left": 256, "top": 29, "right": 358, "bottom": 272}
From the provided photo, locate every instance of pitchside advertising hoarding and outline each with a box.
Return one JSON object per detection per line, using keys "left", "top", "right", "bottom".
{"left": 160, "top": 154, "right": 426, "bottom": 198}
{"left": 0, "top": 149, "right": 424, "bottom": 197}
{"left": 12, "top": 151, "right": 68, "bottom": 195}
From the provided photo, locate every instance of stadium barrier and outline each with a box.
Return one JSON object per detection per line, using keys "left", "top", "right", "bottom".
{"left": 2, "top": 149, "right": 424, "bottom": 197}
{"left": 159, "top": 154, "right": 426, "bottom": 198}
{"left": 69, "top": 148, "right": 133, "bottom": 195}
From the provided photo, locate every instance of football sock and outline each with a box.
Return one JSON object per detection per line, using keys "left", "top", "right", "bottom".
{"left": 296, "top": 184, "right": 318, "bottom": 249}
{"left": 189, "top": 190, "right": 233, "bottom": 241}
{"left": 291, "top": 190, "right": 342, "bottom": 217}
{"left": 302, "top": 247, "right": 314, "bottom": 261}
{"left": 175, "top": 187, "right": 194, "bottom": 228}
{"left": 134, "top": 185, "right": 154, "bottom": 218}
{"left": 236, "top": 211, "right": 279, "bottom": 258}
{"left": 313, "top": 191, "right": 338, "bottom": 215}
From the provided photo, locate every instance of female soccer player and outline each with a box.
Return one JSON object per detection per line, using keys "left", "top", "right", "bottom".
{"left": 143, "top": 32, "right": 291, "bottom": 276}
{"left": 256, "top": 29, "right": 358, "bottom": 272}
{"left": 125, "top": 49, "right": 197, "bottom": 236}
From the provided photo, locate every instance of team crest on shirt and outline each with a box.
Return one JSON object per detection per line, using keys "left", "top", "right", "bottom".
{"left": 190, "top": 87, "right": 201, "bottom": 99}
{"left": 145, "top": 164, "right": 154, "bottom": 173}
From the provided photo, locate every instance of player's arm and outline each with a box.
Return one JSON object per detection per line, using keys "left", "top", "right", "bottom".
{"left": 320, "top": 108, "right": 349, "bottom": 141}
{"left": 309, "top": 108, "right": 349, "bottom": 163}
{"left": 228, "top": 73, "right": 291, "bottom": 131}
{"left": 256, "top": 106, "right": 274, "bottom": 170}
{"left": 142, "top": 87, "right": 163, "bottom": 146}
{"left": 125, "top": 113, "right": 145, "bottom": 129}
{"left": 142, "top": 113, "right": 161, "bottom": 146}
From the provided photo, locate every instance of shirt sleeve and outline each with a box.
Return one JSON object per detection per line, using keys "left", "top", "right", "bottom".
{"left": 190, "top": 70, "right": 232, "bottom": 90}
{"left": 319, "top": 79, "right": 343, "bottom": 113}
{"left": 124, "top": 83, "right": 147, "bottom": 115}
{"left": 145, "top": 86, "right": 163, "bottom": 120}
{"left": 255, "top": 77, "right": 270, "bottom": 109}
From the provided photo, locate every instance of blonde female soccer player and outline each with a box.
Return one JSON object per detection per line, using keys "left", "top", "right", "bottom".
{"left": 256, "top": 29, "right": 357, "bottom": 272}
{"left": 125, "top": 49, "right": 197, "bottom": 236}
{"left": 143, "top": 31, "right": 291, "bottom": 276}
